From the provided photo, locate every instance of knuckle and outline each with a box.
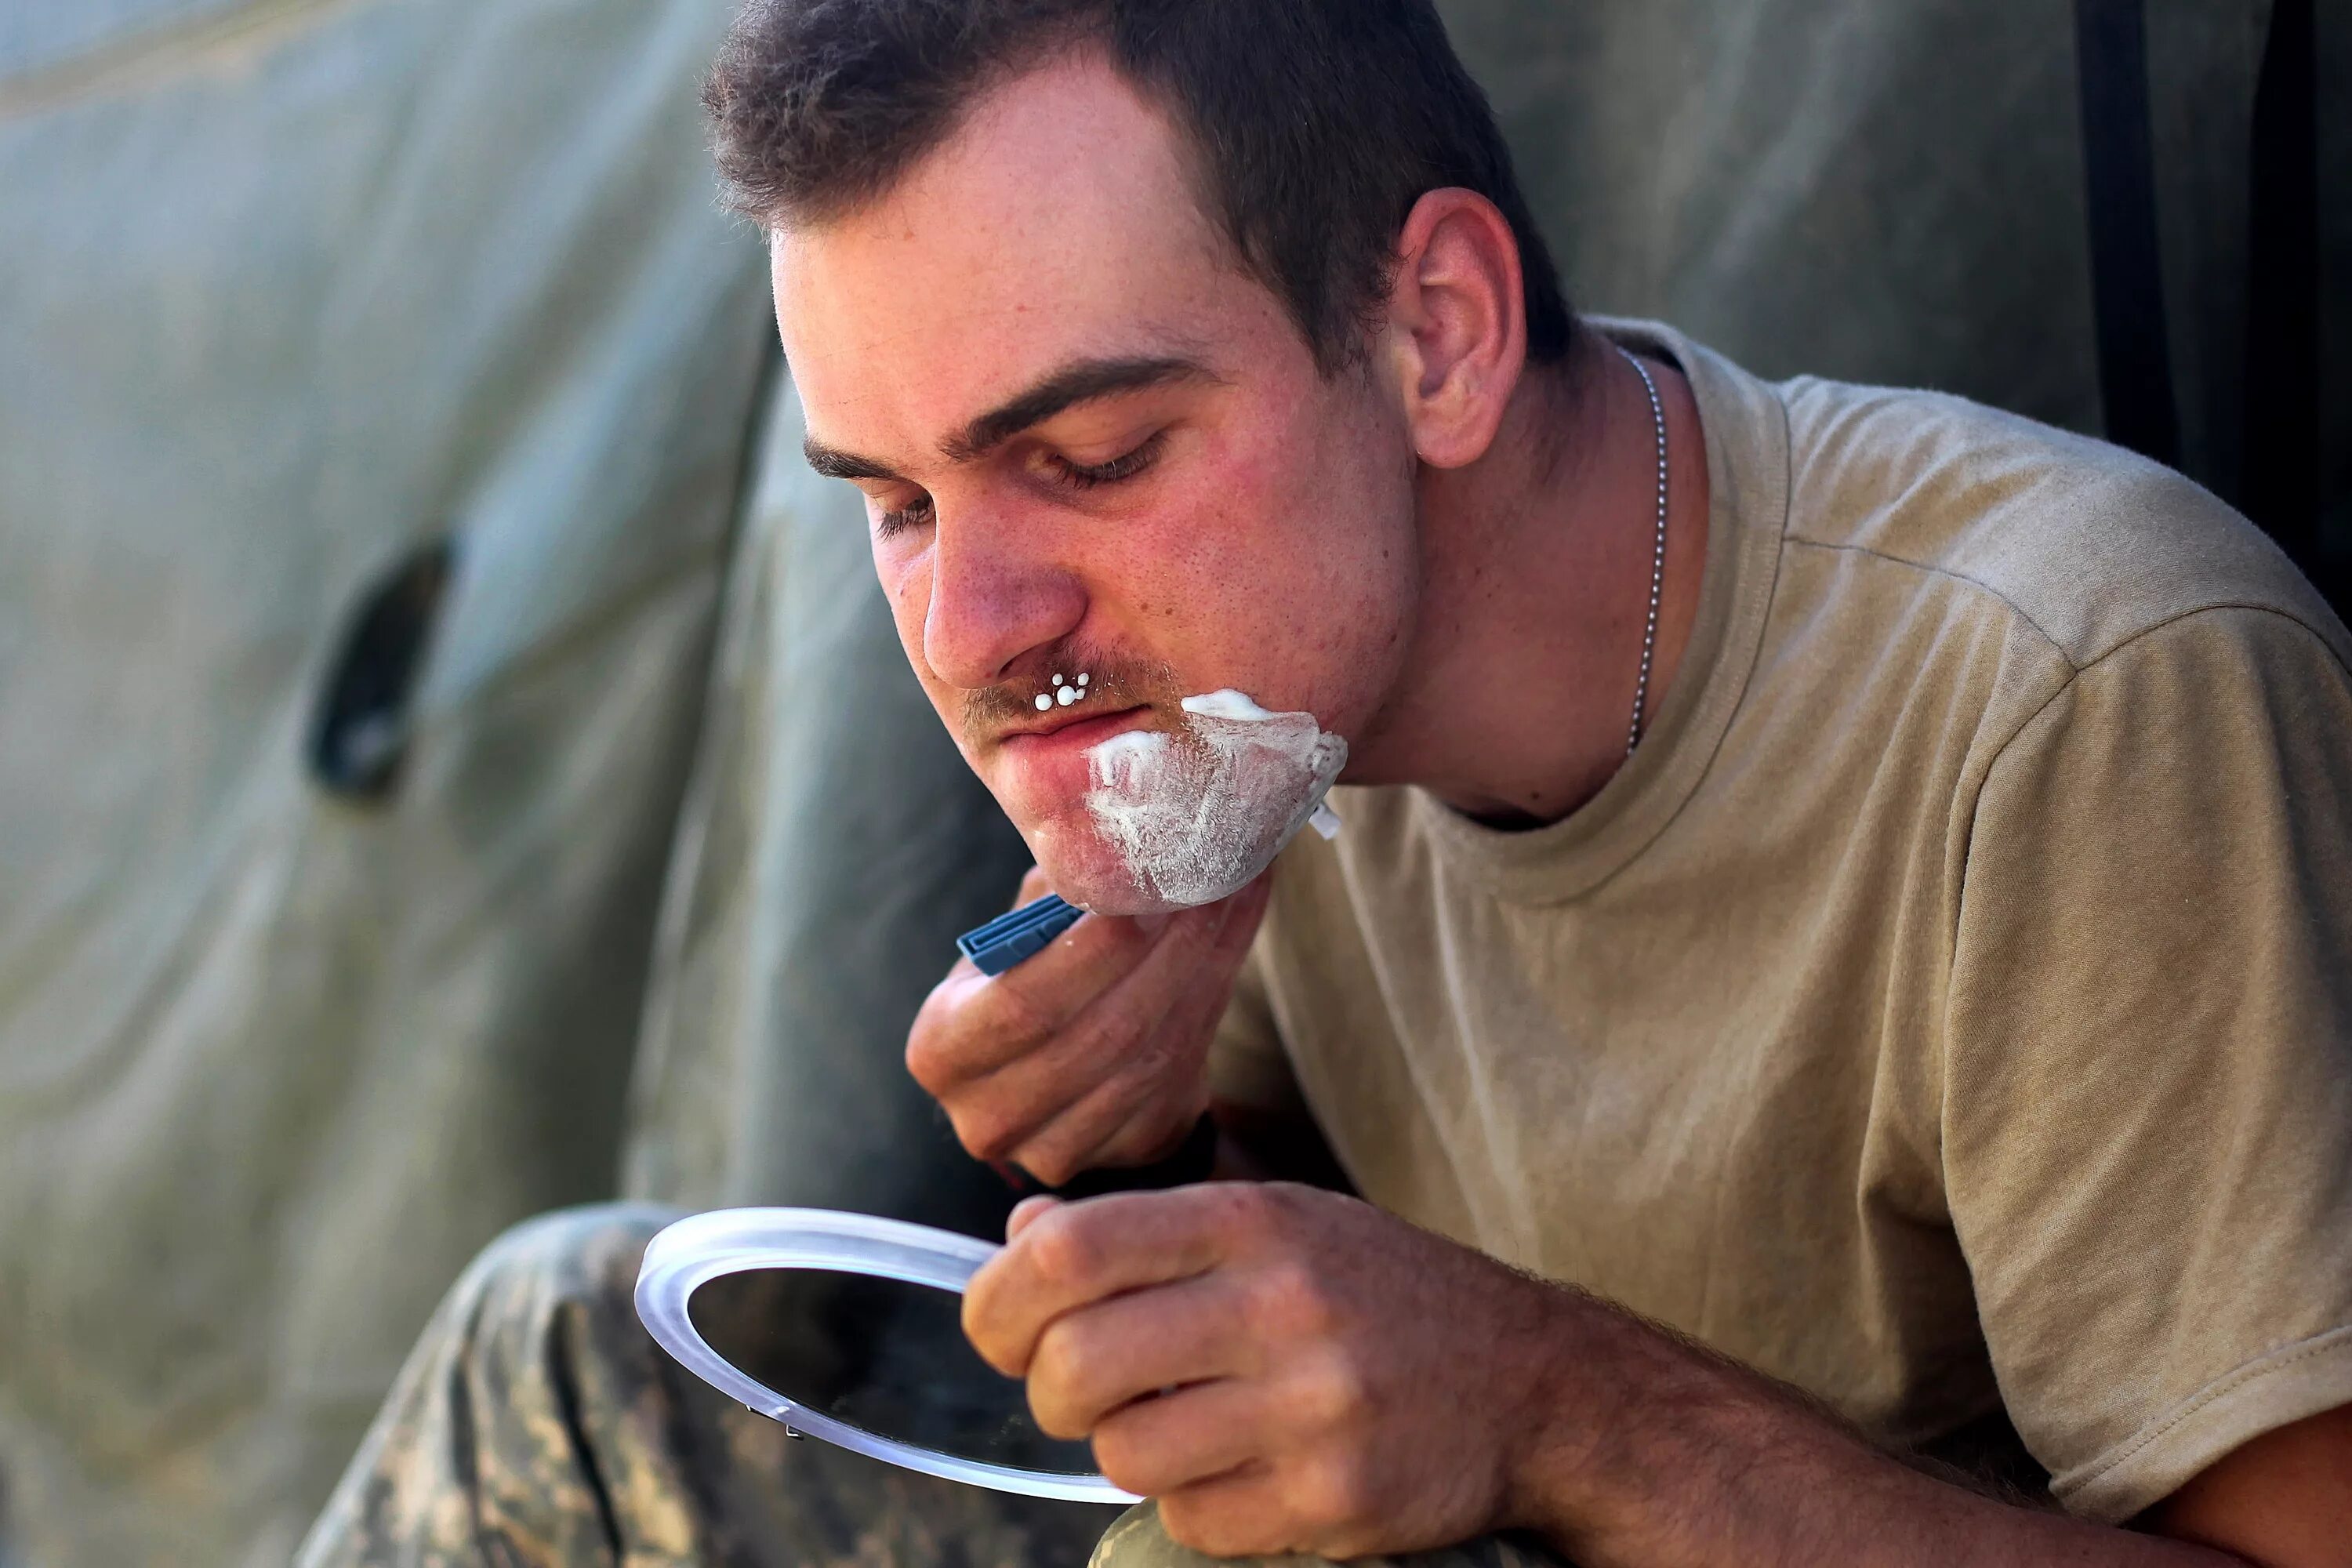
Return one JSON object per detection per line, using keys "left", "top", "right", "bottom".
{"left": 1298, "top": 1454, "right": 1373, "bottom": 1529}
{"left": 1250, "top": 1260, "right": 1338, "bottom": 1340}
{"left": 1020, "top": 1097, "right": 1136, "bottom": 1187}
{"left": 989, "top": 976, "right": 1060, "bottom": 1040}
{"left": 960, "top": 1313, "right": 1021, "bottom": 1379}
{"left": 904, "top": 1040, "right": 953, "bottom": 1098}
{"left": 1014, "top": 1118, "right": 1106, "bottom": 1189}
{"left": 905, "top": 1000, "right": 1000, "bottom": 1095}
{"left": 1018, "top": 1146, "right": 1082, "bottom": 1189}
{"left": 902, "top": 1012, "right": 951, "bottom": 1092}
{"left": 1062, "top": 1011, "right": 1141, "bottom": 1076}
{"left": 1156, "top": 1497, "right": 1240, "bottom": 1559}
{"left": 953, "top": 1104, "right": 1022, "bottom": 1163}
{"left": 1295, "top": 1348, "right": 1370, "bottom": 1431}
{"left": 1096, "top": 1117, "right": 1179, "bottom": 1173}
{"left": 1131, "top": 1025, "right": 1205, "bottom": 1087}
{"left": 1021, "top": 1207, "right": 1104, "bottom": 1288}
{"left": 1026, "top": 1325, "right": 1096, "bottom": 1437}
{"left": 1218, "top": 1180, "right": 1287, "bottom": 1241}
{"left": 1154, "top": 1496, "right": 1209, "bottom": 1553}
{"left": 1087, "top": 1421, "right": 1146, "bottom": 1490}
{"left": 1025, "top": 1386, "right": 1087, "bottom": 1442}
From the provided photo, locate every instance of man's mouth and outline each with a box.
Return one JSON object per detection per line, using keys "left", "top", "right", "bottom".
{"left": 993, "top": 702, "right": 1152, "bottom": 753}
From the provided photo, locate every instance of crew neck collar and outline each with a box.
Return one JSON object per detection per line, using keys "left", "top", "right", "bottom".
{"left": 1385, "top": 318, "right": 1789, "bottom": 906}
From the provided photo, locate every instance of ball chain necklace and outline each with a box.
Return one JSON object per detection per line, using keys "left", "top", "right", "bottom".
{"left": 1619, "top": 344, "right": 1670, "bottom": 759}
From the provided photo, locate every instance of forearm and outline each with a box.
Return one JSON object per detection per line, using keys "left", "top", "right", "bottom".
{"left": 1507, "top": 1296, "right": 2246, "bottom": 1568}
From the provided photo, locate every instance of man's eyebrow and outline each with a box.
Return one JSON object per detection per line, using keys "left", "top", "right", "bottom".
{"left": 942, "top": 354, "right": 1217, "bottom": 463}
{"left": 800, "top": 439, "right": 904, "bottom": 483}
{"left": 799, "top": 354, "right": 1216, "bottom": 483}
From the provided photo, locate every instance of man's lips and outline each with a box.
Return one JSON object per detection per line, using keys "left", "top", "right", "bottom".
{"left": 993, "top": 702, "right": 1152, "bottom": 753}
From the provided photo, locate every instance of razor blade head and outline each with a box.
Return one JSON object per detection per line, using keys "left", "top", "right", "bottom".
{"left": 956, "top": 894, "right": 1083, "bottom": 976}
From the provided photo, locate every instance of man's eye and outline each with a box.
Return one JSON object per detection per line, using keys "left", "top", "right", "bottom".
{"left": 874, "top": 493, "right": 936, "bottom": 539}
{"left": 1047, "top": 431, "right": 1167, "bottom": 492}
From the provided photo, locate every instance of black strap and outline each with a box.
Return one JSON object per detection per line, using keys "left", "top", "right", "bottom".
{"left": 2074, "top": 0, "right": 2182, "bottom": 470}
{"left": 307, "top": 534, "right": 456, "bottom": 802}
{"left": 2240, "top": 0, "right": 2320, "bottom": 564}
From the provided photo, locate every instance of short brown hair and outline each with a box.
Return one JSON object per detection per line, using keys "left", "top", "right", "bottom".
{"left": 706, "top": 0, "right": 1574, "bottom": 373}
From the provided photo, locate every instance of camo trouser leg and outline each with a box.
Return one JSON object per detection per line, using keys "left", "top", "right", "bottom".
{"left": 1087, "top": 1504, "right": 1570, "bottom": 1568}
{"left": 295, "top": 1202, "right": 1120, "bottom": 1567}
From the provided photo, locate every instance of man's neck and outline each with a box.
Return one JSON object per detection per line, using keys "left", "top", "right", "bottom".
{"left": 1356, "top": 325, "right": 1713, "bottom": 827}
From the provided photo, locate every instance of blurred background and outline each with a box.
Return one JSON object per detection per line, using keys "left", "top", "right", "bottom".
{"left": 0, "top": 1, "right": 2342, "bottom": 1563}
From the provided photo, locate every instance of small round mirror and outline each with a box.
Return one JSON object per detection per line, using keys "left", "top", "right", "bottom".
{"left": 637, "top": 1209, "right": 1137, "bottom": 1503}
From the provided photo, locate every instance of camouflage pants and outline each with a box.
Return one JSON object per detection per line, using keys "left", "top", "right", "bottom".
{"left": 296, "top": 1203, "right": 1565, "bottom": 1568}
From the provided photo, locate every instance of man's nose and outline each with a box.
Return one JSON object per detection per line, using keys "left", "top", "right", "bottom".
{"left": 920, "top": 509, "right": 1086, "bottom": 693}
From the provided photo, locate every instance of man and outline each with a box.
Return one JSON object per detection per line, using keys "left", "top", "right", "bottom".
{"left": 301, "top": 2, "right": 2352, "bottom": 1563}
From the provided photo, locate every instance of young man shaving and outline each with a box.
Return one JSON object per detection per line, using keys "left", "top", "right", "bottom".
{"left": 302, "top": 2, "right": 2352, "bottom": 1563}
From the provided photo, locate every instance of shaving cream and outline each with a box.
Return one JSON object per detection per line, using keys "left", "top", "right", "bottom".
{"left": 1081, "top": 690, "right": 1346, "bottom": 911}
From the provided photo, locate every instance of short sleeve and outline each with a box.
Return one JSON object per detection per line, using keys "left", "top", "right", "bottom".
{"left": 1945, "top": 606, "right": 2352, "bottom": 1523}
{"left": 1207, "top": 943, "right": 1305, "bottom": 1118}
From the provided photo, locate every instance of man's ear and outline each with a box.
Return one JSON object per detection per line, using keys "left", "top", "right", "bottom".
{"left": 1384, "top": 187, "right": 1529, "bottom": 470}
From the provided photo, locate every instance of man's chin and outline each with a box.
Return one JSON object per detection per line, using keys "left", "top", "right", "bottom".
{"left": 1025, "top": 828, "right": 1270, "bottom": 918}
{"left": 1020, "top": 818, "right": 1159, "bottom": 916}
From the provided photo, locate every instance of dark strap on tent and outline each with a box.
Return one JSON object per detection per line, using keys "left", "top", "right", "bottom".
{"left": 2241, "top": 0, "right": 2319, "bottom": 561}
{"left": 2073, "top": 0, "right": 2181, "bottom": 470}
{"left": 307, "top": 534, "right": 456, "bottom": 803}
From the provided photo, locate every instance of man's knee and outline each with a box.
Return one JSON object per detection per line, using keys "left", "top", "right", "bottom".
{"left": 1091, "top": 1503, "right": 1214, "bottom": 1568}
{"left": 441, "top": 1200, "right": 682, "bottom": 1351}
{"left": 463, "top": 1200, "right": 678, "bottom": 1279}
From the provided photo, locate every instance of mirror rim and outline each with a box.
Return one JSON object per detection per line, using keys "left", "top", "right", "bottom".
{"left": 635, "top": 1206, "right": 1140, "bottom": 1504}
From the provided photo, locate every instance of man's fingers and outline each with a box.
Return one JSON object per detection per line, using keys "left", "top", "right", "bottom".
{"left": 915, "top": 875, "right": 1272, "bottom": 1176}
{"left": 1089, "top": 1377, "right": 1268, "bottom": 1501}
{"left": 990, "top": 886, "right": 1260, "bottom": 1179}
{"left": 1025, "top": 1272, "right": 1254, "bottom": 1438}
{"left": 964, "top": 1186, "right": 1254, "bottom": 1374}
{"left": 920, "top": 885, "right": 1253, "bottom": 1158}
{"left": 1004, "top": 1195, "right": 1062, "bottom": 1241}
{"left": 1153, "top": 1462, "right": 1295, "bottom": 1560}
{"left": 1055, "top": 878, "right": 1263, "bottom": 1076}
{"left": 993, "top": 1013, "right": 1219, "bottom": 1184}
{"left": 936, "top": 1028, "right": 1124, "bottom": 1167}
{"left": 938, "top": 969, "right": 1210, "bottom": 1170}
{"left": 909, "top": 909, "right": 1162, "bottom": 1091}
{"left": 1000, "top": 1076, "right": 1152, "bottom": 1188}
{"left": 1053, "top": 1077, "right": 1210, "bottom": 1178}
{"left": 1054, "top": 877, "right": 1269, "bottom": 1161}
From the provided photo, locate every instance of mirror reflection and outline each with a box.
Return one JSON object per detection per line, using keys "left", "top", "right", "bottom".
{"left": 688, "top": 1268, "right": 1101, "bottom": 1476}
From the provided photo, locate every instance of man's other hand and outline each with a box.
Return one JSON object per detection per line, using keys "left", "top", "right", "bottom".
{"left": 907, "top": 868, "right": 1270, "bottom": 1187}
{"left": 962, "top": 1183, "right": 1569, "bottom": 1560}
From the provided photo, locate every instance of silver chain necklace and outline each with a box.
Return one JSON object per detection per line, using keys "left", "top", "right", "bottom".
{"left": 1619, "top": 345, "right": 1669, "bottom": 758}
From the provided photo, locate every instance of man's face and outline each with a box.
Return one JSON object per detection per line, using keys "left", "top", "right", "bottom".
{"left": 772, "top": 53, "right": 1420, "bottom": 909}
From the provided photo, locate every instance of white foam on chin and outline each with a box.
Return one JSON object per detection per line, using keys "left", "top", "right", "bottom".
{"left": 1082, "top": 688, "right": 1347, "bottom": 912}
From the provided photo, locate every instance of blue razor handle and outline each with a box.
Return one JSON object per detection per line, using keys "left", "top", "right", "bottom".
{"left": 956, "top": 893, "right": 1085, "bottom": 975}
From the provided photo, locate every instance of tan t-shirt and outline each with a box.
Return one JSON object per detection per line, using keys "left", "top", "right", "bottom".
{"left": 1214, "top": 321, "right": 2352, "bottom": 1524}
